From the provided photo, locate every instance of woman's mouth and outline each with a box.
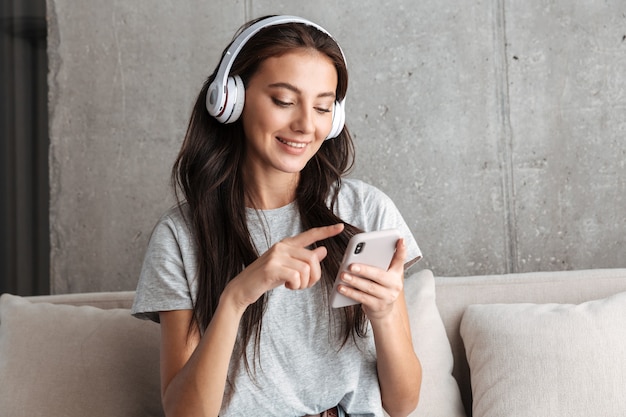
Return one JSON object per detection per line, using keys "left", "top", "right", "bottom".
{"left": 277, "top": 137, "right": 307, "bottom": 149}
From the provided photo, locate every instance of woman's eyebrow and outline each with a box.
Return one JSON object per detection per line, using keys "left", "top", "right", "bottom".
{"left": 268, "top": 82, "right": 336, "bottom": 99}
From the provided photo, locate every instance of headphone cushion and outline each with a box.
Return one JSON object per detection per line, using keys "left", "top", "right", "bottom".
{"left": 326, "top": 99, "right": 345, "bottom": 139}
{"left": 216, "top": 75, "right": 245, "bottom": 124}
{"left": 227, "top": 75, "right": 246, "bottom": 123}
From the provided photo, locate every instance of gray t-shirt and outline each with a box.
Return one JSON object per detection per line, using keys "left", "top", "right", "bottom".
{"left": 132, "top": 179, "right": 421, "bottom": 416}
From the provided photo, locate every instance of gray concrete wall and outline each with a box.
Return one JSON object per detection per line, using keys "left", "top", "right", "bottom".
{"left": 47, "top": 0, "right": 626, "bottom": 293}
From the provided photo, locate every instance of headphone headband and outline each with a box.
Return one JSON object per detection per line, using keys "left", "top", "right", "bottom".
{"left": 206, "top": 15, "right": 347, "bottom": 139}
{"left": 213, "top": 16, "right": 345, "bottom": 101}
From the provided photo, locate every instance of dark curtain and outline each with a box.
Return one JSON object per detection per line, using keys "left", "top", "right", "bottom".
{"left": 0, "top": 0, "right": 49, "bottom": 295}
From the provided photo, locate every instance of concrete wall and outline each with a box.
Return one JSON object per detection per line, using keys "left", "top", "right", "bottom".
{"left": 47, "top": 0, "right": 626, "bottom": 293}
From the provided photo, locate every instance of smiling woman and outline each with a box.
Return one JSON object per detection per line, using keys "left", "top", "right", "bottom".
{"left": 131, "top": 15, "right": 422, "bottom": 417}
{"left": 241, "top": 49, "right": 338, "bottom": 202}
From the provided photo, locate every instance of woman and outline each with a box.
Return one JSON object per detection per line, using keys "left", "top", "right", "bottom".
{"left": 132, "top": 15, "right": 422, "bottom": 417}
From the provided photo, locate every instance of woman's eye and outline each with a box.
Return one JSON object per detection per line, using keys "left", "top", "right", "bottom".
{"left": 315, "top": 107, "right": 332, "bottom": 114}
{"left": 272, "top": 97, "right": 292, "bottom": 107}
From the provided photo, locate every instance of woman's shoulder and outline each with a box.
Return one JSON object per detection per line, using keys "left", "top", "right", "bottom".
{"left": 149, "top": 203, "right": 193, "bottom": 242}
{"left": 336, "top": 178, "right": 393, "bottom": 206}
{"left": 157, "top": 203, "right": 190, "bottom": 226}
{"left": 333, "top": 178, "right": 401, "bottom": 229}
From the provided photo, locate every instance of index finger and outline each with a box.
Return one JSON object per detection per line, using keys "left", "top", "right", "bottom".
{"left": 284, "top": 223, "right": 345, "bottom": 248}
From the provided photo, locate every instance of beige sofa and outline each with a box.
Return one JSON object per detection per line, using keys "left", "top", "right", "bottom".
{"left": 1, "top": 268, "right": 626, "bottom": 417}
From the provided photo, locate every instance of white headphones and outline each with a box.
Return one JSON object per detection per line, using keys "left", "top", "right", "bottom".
{"left": 205, "top": 15, "right": 346, "bottom": 140}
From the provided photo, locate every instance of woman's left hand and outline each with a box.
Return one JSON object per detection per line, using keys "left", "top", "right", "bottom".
{"left": 336, "top": 238, "right": 407, "bottom": 320}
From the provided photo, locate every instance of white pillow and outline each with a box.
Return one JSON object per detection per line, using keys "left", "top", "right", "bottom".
{"left": 404, "top": 269, "right": 466, "bottom": 417}
{"left": 0, "top": 294, "right": 163, "bottom": 417}
{"left": 460, "top": 291, "right": 626, "bottom": 417}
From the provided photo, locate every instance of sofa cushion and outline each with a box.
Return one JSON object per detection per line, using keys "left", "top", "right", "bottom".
{"left": 435, "top": 268, "right": 626, "bottom": 413}
{"left": 0, "top": 293, "right": 163, "bottom": 417}
{"left": 460, "top": 290, "right": 626, "bottom": 417}
{"left": 405, "top": 269, "right": 466, "bottom": 417}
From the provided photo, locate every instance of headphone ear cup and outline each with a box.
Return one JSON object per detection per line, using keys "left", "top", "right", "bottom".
{"left": 205, "top": 80, "right": 222, "bottom": 118}
{"left": 326, "top": 99, "right": 345, "bottom": 140}
{"left": 215, "top": 75, "right": 245, "bottom": 123}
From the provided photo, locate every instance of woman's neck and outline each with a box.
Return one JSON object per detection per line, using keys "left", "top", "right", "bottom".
{"left": 244, "top": 170, "right": 300, "bottom": 210}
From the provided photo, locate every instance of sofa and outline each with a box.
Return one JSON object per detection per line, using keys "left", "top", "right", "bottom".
{"left": 1, "top": 267, "right": 626, "bottom": 417}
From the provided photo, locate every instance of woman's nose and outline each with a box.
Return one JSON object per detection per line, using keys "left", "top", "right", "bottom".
{"left": 290, "top": 105, "right": 315, "bottom": 134}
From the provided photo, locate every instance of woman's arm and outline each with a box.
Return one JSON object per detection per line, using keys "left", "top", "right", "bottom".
{"left": 159, "top": 287, "right": 246, "bottom": 417}
{"left": 336, "top": 239, "right": 422, "bottom": 416}
{"left": 158, "top": 224, "right": 345, "bottom": 417}
{"left": 369, "top": 291, "right": 422, "bottom": 416}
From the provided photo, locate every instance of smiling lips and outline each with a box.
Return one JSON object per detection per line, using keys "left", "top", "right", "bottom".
{"left": 277, "top": 137, "right": 307, "bottom": 149}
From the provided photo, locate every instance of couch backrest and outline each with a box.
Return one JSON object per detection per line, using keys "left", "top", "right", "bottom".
{"left": 26, "top": 290, "right": 136, "bottom": 309}
{"left": 434, "top": 268, "right": 626, "bottom": 415}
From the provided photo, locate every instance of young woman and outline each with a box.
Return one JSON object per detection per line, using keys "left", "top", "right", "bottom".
{"left": 132, "top": 15, "right": 422, "bottom": 417}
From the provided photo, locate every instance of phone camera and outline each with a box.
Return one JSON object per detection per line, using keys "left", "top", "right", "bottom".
{"left": 354, "top": 242, "right": 365, "bottom": 254}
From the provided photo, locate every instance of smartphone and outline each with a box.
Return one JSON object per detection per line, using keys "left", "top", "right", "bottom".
{"left": 330, "top": 229, "right": 400, "bottom": 308}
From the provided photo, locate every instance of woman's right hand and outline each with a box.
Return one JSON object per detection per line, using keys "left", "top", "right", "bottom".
{"left": 160, "top": 223, "right": 345, "bottom": 417}
{"left": 223, "top": 223, "right": 345, "bottom": 311}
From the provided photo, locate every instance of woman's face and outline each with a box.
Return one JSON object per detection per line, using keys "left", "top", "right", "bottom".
{"left": 241, "top": 48, "right": 338, "bottom": 179}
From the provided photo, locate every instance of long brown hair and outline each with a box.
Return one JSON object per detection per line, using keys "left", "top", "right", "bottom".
{"left": 171, "top": 16, "right": 367, "bottom": 371}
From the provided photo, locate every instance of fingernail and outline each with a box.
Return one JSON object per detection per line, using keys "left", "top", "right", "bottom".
{"left": 342, "top": 273, "right": 352, "bottom": 282}
{"left": 350, "top": 265, "right": 360, "bottom": 273}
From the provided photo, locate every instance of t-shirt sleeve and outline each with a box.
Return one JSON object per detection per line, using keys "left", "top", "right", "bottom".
{"left": 131, "top": 211, "right": 196, "bottom": 322}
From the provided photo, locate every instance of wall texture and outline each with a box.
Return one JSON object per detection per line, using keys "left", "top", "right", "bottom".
{"left": 47, "top": 0, "right": 626, "bottom": 293}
